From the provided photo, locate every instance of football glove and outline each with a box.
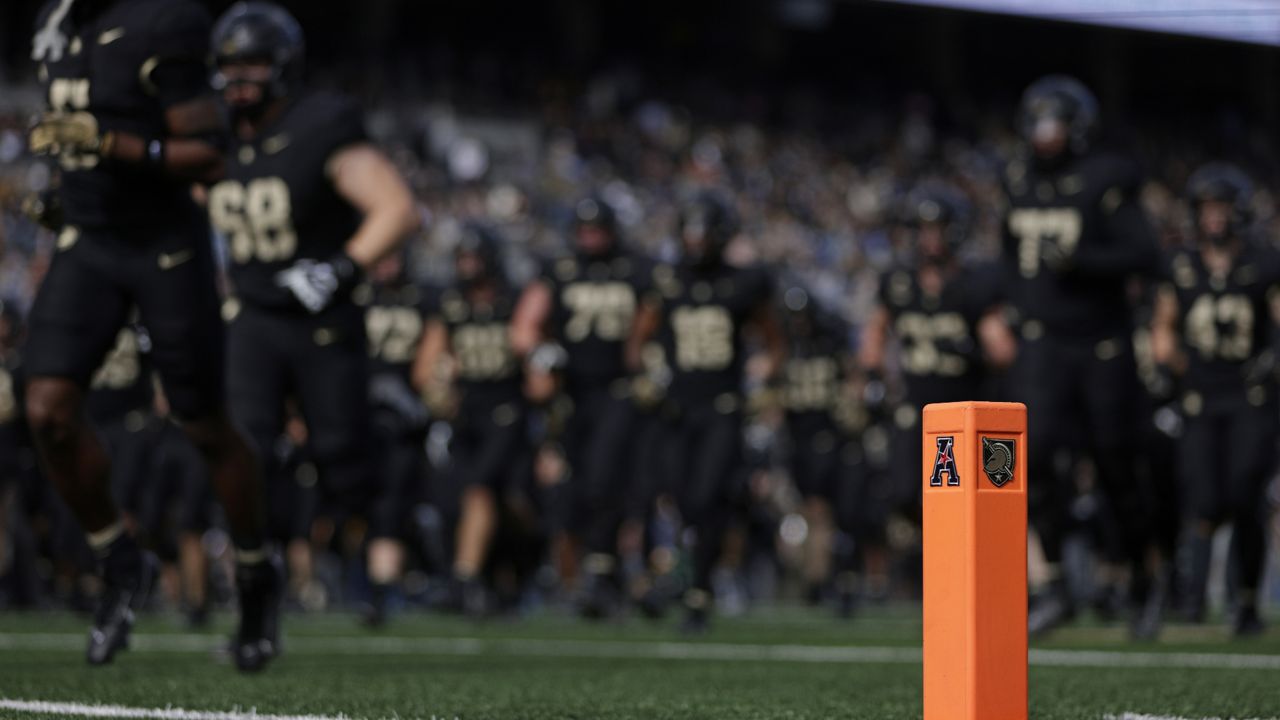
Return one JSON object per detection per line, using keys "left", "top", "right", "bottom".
{"left": 29, "top": 111, "right": 113, "bottom": 157}
{"left": 21, "top": 188, "right": 63, "bottom": 231}
{"left": 274, "top": 253, "right": 359, "bottom": 314}
{"left": 1039, "top": 236, "right": 1073, "bottom": 272}
{"left": 370, "top": 373, "right": 429, "bottom": 429}
{"left": 527, "top": 342, "right": 569, "bottom": 374}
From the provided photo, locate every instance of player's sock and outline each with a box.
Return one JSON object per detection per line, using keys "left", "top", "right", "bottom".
{"left": 86, "top": 531, "right": 155, "bottom": 666}
{"left": 234, "top": 553, "right": 284, "bottom": 673}
{"left": 1182, "top": 531, "right": 1211, "bottom": 623}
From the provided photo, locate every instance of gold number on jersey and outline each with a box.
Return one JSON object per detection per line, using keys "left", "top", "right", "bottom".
{"left": 367, "top": 306, "right": 423, "bottom": 364}
{"left": 90, "top": 329, "right": 142, "bottom": 391}
{"left": 562, "top": 282, "right": 636, "bottom": 342}
{"left": 453, "top": 323, "right": 515, "bottom": 380}
{"left": 1008, "top": 207, "right": 1082, "bottom": 278}
{"left": 1185, "top": 294, "right": 1253, "bottom": 361}
{"left": 208, "top": 177, "right": 298, "bottom": 264}
{"left": 0, "top": 369, "right": 15, "bottom": 424}
{"left": 896, "top": 311, "right": 969, "bottom": 377}
{"left": 785, "top": 356, "right": 838, "bottom": 411}
{"left": 672, "top": 305, "right": 733, "bottom": 371}
{"left": 47, "top": 78, "right": 97, "bottom": 170}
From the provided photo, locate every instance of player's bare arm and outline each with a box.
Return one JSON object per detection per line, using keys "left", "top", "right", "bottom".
{"left": 749, "top": 301, "right": 787, "bottom": 382}
{"left": 327, "top": 144, "right": 421, "bottom": 268}
{"left": 624, "top": 297, "right": 662, "bottom": 373}
{"left": 977, "top": 307, "right": 1017, "bottom": 369}
{"left": 1150, "top": 285, "right": 1184, "bottom": 374}
{"left": 510, "top": 280, "right": 553, "bottom": 358}
{"left": 858, "top": 304, "right": 890, "bottom": 373}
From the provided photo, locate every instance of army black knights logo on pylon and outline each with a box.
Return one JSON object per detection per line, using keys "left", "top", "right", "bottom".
{"left": 981, "top": 437, "right": 1015, "bottom": 488}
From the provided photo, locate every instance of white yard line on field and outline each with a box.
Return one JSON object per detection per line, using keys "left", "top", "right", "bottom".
{"left": 0, "top": 699, "right": 380, "bottom": 720}
{"left": 1105, "top": 714, "right": 1280, "bottom": 720}
{"left": 1, "top": 631, "right": 1278, "bottom": 670}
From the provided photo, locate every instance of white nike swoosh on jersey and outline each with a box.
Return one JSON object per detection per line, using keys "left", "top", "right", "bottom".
{"left": 157, "top": 249, "right": 194, "bottom": 270}
{"left": 98, "top": 27, "right": 125, "bottom": 45}
{"left": 263, "top": 134, "right": 291, "bottom": 154}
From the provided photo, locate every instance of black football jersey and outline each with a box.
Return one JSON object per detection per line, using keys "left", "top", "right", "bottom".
{"left": 878, "top": 265, "right": 998, "bottom": 406}
{"left": 0, "top": 356, "right": 21, "bottom": 429}
{"left": 1001, "top": 152, "right": 1159, "bottom": 338}
{"left": 427, "top": 286, "right": 522, "bottom": 409}
{"left": 1164, "top": 243, "right": 1280, "bottom": 404}
{"left": 783, "top": 323, "right": 848, "bottom": 418}
{"left": 85, "top": 324, "right": 153, "bottom": 424}
{"left": 365, "top": 281, "right": 427, "bottom": 380}
{"left": 33, "top": 0, "right": 211, "bottom": 229}
{"left": 0, "top": 354, "right": 27, "bottom": 480}
{"left": 208, "top": 91, "right": 367, "bottom": 312}
{"left": 649, "top": 263, "right": 773, "bottom": 407}
{"left": 540, "top": 253, "right": 648, "bottom": 389}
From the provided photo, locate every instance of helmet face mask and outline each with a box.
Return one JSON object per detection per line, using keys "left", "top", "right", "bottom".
{"left": 1186, "top": 162, "right": 1253, "bottom": 249}
{"left": 678, "top": 192, "right": 737, "bottom": 270}
{"left": 898, "top": 181, "right": 969, "bottom": 268}
{"left": 1018, "top": 75, "right": 1099, "bottom": 162}
{"left": 455, "top": 224, "right": 502, "bottom": 288}
{"left": 915, "top": 222, "right": 951, "bottom": 268}
{"left": 211, "top": 2, "right": 305, "bottom": 122}
{"left": 572, "top": 197, "right": 618, "bottom": 258}
{"left": 216, "top": 59, "right": 275, "bottom": 117}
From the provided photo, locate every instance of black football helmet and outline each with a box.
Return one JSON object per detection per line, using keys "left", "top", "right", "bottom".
{"left": 455, "top": 222, "right": 503, "bottom": 285}
{"left": 211, "top": 2, "right": 305, "bottom": 116}
{"left": 678, "top": 191, "right": 738, "bottom": 269}
{"left": 1017, "top": 75, "right": 1099, "bottom": 158}
{"left": 1186, "top": 162, "right": 1253, "bottom": 244}
{"left": 572, "top": 195, "right": 620, "bottom": 257}
{"left": 897, "top": 181, "right": 971, "bottom": 263}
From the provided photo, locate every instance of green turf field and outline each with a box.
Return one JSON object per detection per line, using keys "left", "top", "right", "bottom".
{"left": 0, "top": 608, "right": 1277, "bottom": 719}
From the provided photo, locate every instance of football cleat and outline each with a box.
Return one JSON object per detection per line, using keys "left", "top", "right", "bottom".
{"left": 577, "top": 561, "right": 621, "bottom": 621}
{"left": 1232, "top": 605, "right": 1266, "bottom": 638}
{"left": 234, "top": 555, "right": 284, "bottom": 673}
{"left": 679, "top": 589, "right": 712, "bottom": 636}
{"left": 86, "top": 548, "right": 157, "bottom": 666}
{"left": 1028, "top": 580, "right": 1076, "bottom": 638}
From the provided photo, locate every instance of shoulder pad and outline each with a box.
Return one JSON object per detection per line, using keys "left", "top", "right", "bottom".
{"left": 1170, "top": 252, "right": 1197, "bottom": 289}
{"left": 553, "top": 258, "right": 579, "bottom": 283}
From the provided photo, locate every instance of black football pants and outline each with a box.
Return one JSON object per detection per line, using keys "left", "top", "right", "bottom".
{"left": 1015, "top": 333, "right": 1150, "bottom": 575}
{"left": 226, "top": 302, "right": 373, "bottom": 524}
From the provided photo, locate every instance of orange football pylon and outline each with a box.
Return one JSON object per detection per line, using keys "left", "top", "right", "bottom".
{"left": 922, "top": 401, "right": 1027, "bottom": 720}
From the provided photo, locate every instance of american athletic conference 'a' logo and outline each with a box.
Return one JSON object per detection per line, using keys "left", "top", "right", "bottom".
{"left": 930, "top": 436, "right": 960, "bottom": 487}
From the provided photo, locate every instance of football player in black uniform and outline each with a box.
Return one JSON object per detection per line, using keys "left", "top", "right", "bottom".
{"left": 779, "top": 284, "right": 864, "bottom": 615}
{"left": 626, "top": 191, "right": 785, "bottom": 632}
{"left": 1001, "top": 76, "right": 1163, "bottom": 638}
{"left": 25, "top": 0, "right": 270, "bottom": 668}
{"left": 362, "top": 250, "right": 429, "bottom": 625}
{"left": 208, "top": 2, "right": 419, "bottom": 647}
{"left": 510, "top": 197, "right": 647, "bottom": 618}
{"left": 861, "top": 182, "right": 1014, "bottom": 519}
{"left": 1151, "top": 164, "right": 1279, "bottom": 636}
{"left": 414, "top": 226, "right": 529, "bottom": 617}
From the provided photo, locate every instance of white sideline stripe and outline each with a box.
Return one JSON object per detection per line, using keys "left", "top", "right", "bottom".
{"left": 0, "top": 699, "right": 362, "bottom": 720}
{"left": 1105, "top": 714, "right": 1280, "bottom": 720}
{"left": 1, "top": 632, "right": 1279, "bottom": 670}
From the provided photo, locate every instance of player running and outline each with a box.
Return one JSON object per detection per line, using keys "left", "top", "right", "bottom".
{"left": 208, "top": 1, "right": 419, "bottom": 651}
{"left": 626, "top": 191, "right": 785, "bottom": 633}
{"left": 1150, "top": 163, "right": 1279, "bottom": 636}
{"left": 1000, "top": 76, "right": 1163, "bottom": 638}
{"left": 25, "top": 0, "right": 270, "bottom": 669}
{"left": 510, "top": 197, "right": 650, "bottom": 618}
